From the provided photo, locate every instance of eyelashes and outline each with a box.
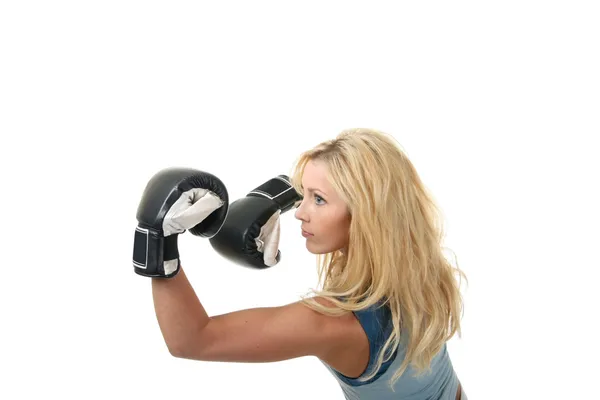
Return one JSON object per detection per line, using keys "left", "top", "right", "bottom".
{"left": 295, "top": 192, "right": 327, "bottom": 208}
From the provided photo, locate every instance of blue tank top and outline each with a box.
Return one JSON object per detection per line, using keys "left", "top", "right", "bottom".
{"left": 320, "top": 301, "right": 463, "bottom": 400}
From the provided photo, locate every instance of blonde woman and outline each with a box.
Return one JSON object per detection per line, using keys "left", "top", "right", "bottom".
{"left": 141, "top": 128, "right": 467, "bottom": 399}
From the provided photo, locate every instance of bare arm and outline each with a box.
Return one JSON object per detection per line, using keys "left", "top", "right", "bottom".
{"left": 151, "top": 266, "right": 210, "bottom": 356}
{"left": 151, "top": 265, "right": 368, "bottom": 375}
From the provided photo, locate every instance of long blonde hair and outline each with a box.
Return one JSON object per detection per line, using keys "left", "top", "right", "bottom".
{"left": 289, "top": 128, "right": 467, "bottom": 389}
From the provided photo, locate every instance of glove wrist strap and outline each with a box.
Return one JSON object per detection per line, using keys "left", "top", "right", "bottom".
{"left": 133, "top": 225, "right": 180, "bottom": 278}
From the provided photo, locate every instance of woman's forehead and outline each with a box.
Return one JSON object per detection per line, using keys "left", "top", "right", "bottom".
{"left": 302, "top": 160, "right": 331, "bottom": 189}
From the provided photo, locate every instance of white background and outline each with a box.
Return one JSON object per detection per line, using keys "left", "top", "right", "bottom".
{"left": 1, "top": 1, "right": 599, "bottom": 399}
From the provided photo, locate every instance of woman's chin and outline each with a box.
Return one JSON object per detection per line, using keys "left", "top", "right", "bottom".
{"left": 305, "top": 241, "right": 334, "bottom": 255}
{"left": 305, "top": 241, "right": 320, "bottom": 254}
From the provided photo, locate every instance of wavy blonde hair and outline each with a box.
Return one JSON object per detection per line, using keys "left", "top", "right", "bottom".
{"left": 288, "top": 128, "right": 467, "bottom": 390}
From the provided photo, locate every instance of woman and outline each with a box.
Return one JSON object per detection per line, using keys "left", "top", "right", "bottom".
{"left": 151, "top": 128, "right": 467, "bottom": 399}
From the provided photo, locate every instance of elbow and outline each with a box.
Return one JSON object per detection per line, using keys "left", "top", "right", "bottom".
{"left": 165, "top": 325, "right": 211, "bottom": 360}
{"left": 168, "top": 348, "right": 182, "bottom": 359}
{"left": 165, "top": 341, "right": 188, "bottom": 358}
{"left": 167, "top": 341, "right": 206, "bottom": 360}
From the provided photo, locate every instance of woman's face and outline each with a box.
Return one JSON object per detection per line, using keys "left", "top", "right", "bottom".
{"left": 294, "top": 159, "right": 351, "bottom": 254}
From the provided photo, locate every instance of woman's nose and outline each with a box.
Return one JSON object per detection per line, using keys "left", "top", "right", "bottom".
{"left": 294, "top": 201, "right": 308, "bottom": 221}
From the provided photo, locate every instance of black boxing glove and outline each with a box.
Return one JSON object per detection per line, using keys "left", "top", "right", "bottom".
{"left": 133, "top": 167, "right": 229, "bottom": 278}
{"left": 208, "top": 175, "right": 301, "bottom": 269}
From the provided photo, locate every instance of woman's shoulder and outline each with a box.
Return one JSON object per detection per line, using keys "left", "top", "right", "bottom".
{"left": 322, "top": 298, "right": 400, "bottom": 384}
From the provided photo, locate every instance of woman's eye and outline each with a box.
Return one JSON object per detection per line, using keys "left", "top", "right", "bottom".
{"left": 315, "top": 195, "right": 326, "bottom": 205}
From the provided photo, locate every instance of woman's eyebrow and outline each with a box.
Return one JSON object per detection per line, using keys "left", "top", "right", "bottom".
{"left": 306, "top": 187, "right": 327, "bottom": 196}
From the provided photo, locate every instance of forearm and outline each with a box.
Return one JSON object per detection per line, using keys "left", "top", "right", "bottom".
{"left": 152, "top": 267, "right": 210, "bottom": 355}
